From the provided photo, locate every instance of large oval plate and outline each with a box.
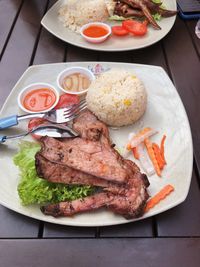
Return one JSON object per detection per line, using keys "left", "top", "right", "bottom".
{"left": 0, "top": 62, "right": 192, "bottom": 227}
{"left": 41, "top": 0, "right": 177, "bottom": 52}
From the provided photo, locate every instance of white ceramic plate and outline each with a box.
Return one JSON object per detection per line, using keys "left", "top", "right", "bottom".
{"left": 0, "top": 62, "right": 193, "bottom": 227}
{"left": 41, "top": 0, "right": 177, "bottom": 52}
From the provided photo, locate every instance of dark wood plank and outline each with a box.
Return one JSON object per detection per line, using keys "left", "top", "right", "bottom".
{"left": 33, "top": 0, "right": 66, "bottom": 65}
{"left": 0, "top": 0, "right": 22, "bottom": 58}
{"left": 100, "top": 219, "right": 153, "bottom": 237}
{"left": 0, "top": 0, "right": 48, "bottom": 108}
{"left": 43, "top": 224, "right": 96, "bottom": 238}
{"left": 186, "top": 20, "right": 200, "bottom": 57}
{"left": 157, "top": 172, "right": 200, "bottom": 236}
{"left": 162, "top": 17, "right": 200, "bottom": 173}
{"left": 0, "top": 206, "right": 39, "bottom": 238}
{"left": 99, "top": 42, "right": 167, "bottom": 70}
{"left": 0, "top": 0, "right": 49, "bottom": 237}
{"left": 0, "top": 239, "right": 200, "bottom": 267}
{"left": 66, "top": 45, "right": 98, "bottom": 62}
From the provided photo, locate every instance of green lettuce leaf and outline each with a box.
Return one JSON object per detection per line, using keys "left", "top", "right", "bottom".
{"left": 14, "top": 141, "right": 94, "bottom": 206}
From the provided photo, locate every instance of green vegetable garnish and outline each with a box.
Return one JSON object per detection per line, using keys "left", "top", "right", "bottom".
{"left": 14, "top": 141, "right": 94, "bottom": 206}
{"left": 109, "top": 15, "right": 131, "bottom": 21}
{"left": 152, "top": 13, "right": 162, "bottom": 21}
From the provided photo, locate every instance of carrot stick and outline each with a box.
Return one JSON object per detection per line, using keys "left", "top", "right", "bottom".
{"left": 132, "top": 147, "right": 139, "bottom": 160}
{"left": 152, "top": 143, "right": 165, "bottom": 170}
{"left": 145, "top": 184, "right": 174, "bottom": 212}
{"left": 144, "top": 138, "right": 161, "bottom": 177}
{"left": 160, "top": 135, "right": 166, "bottom": 164}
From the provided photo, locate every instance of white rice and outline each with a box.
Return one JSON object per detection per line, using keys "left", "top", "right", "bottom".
{"left": 58, "top": 0, "right": 109, "bottom": 33}
{"left": 86, "top": 69, "right": 147, "bottom": 127}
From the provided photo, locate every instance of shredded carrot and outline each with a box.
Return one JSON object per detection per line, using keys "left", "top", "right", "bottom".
{"left": 144, "top": 138, "right": 161, "bottom": 177}
{"left": 132, "top": 147, "right": 139, "bottom": 160}
{"left": 152, "top": 143, "right": 165, "bottom": 170}
{"left": 127, "top": 127, "right": 153, "bottom": 149}
{"left": 126, "top": 143, "right": 131, "bottom": 150}
{"left": 160, "top": 135, "right": 167, "bottom": 164}
{"left": 145, "top": 184, "right": 174, "bottom": 212}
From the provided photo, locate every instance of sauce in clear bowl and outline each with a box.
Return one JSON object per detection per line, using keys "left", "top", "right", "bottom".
{"left": 18, "top": 83, "right": 59, "bottom": 113}
{"left": 80, "top": 22, "right": 111, "bottom": 44}
{"left": 57, "top": 67, "right": 95, "bottom": 95}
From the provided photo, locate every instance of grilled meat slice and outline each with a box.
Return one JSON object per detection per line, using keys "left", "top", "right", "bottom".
{"left": 39, "top": 132, "right": 129, "bottom": 183}
{"left": 41, "top": 192, "right": 114, "bottom": 217}
{"left": 41, "top": 174, "right": 149, "bottom": 219}
{"left": 114, "top": 2, "right": 144, "bottom": 18}
{"left": 73, "top": 110, "right": 109, "bottom": 141}
{"left": 115, "top": 0, "right": 161, "bottom": 29}
{"left": 36, "top": 153, "right": 118, "bottom": 188}
{"left": 125, "top": 0, "right": 161, "bottom": 29}
{"left": 41, "top": 159, "right": 149, "bottom": 219}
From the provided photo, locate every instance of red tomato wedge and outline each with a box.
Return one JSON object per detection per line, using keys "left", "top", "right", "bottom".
{"left": 112, "top": 25, "right": 129, "bottom": 36}
{"left": 54, "top": 93, "right": 79, "bottom": 109}
{"left": 122, "top": 20, "right": 148, "bottom": 36}
{"left": 28, "top": 118, "right": 46, "bottom": 140}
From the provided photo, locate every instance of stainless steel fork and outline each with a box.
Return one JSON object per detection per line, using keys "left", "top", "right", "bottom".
{"left": 0, "top": 99, "right": 87, "bottom": 130}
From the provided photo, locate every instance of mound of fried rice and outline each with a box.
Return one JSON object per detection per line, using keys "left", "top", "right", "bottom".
{"left": 86, "top": 69, "right": 147, "bottom": 127}
{"left": 58, "top": 0, "right": 109, "bottom": 33}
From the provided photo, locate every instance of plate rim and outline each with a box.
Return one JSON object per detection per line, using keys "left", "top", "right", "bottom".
{"left": 41, "top": 0, "right": 177, "bottom": 52}
{"left": 0, "top": 62, "right": 193, "bottom": 227}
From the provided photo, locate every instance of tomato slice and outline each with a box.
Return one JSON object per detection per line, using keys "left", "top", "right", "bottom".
{"left": 112, "top": 25, "right": 129, "bottom": 36}
{"left": 54, "top": 93, "right": 79, "bottom": 109}
{"left": 122, "top": 20, "right": 148, "bottom": 36}
{"left": 28, "top": 118, "right": 46, "bottom": 140}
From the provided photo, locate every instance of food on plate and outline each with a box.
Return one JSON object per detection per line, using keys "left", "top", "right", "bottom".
{"left": 18, "top": 83, "right": 59, "bottom": 113}
{"left": 112, "top": 25, "right": 129, "bottom": 36}
{"left": 58, "top": 0, "right": 109, "bottom": 32}
{"left": 145, "top": 184, "right": 174, "bottom": 212}
{"left": 57, "top": 67, "right": 95, "bottom": 95}
{"left": 122, "top": 19, "right": 148, "bottom": 36}
{"left": 112, "top": 0, "right": 177, "bottom": 30}
{"left": 22, "top": 88, "right": 57, "bottom": 112}
{"left": 54, "top": 93, "right": 79, "bottom": 109}
{"left": 80, "top": 22, "right": 111, "bottom": 43}
{"left": 37, "top": 110, "right": 150, "bottom": 218}
{"left": 14, "top": 141, "right": 94, "bottom": 205}
{"left": 126, "top": 128, "right": 167, "bottom": 177}
{"left": 112, "top": 20, "right": 148, "bottom": 36}
{"left": 86, "top": 69, "right": 147, "bottom": 127}
{"left": 83, "top": 24, "right": 109, "bottom": 38}
{"left": 62, "top": 73, "right": 91, "bottom": 92}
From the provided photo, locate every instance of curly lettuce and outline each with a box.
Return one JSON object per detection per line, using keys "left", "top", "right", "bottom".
{"left": 13, "top": 141, "right": 94, "bottom": 206}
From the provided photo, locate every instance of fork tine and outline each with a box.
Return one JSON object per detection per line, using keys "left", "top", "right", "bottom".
{"left": 63, "top": 105, "right": 87, "bottom": 122}
{"left": 58, "top": 99, "right": 86, "bottom": 113}
{"left": 64, "top": 101, "right": 87, "bottom": 116}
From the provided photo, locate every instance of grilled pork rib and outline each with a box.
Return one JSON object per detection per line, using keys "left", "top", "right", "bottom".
{"left": 41, "top": 161, "right": 149, "bottom": 219}
{"left": 38, "top": 110, "right": 150, "bottom": 219}
{"left": 36, "top": 153, "right": 117, "bottom": 188}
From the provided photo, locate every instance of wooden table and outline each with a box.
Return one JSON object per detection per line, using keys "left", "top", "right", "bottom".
{"left": 0, "top": 1, "right": 200, "bottom": 266}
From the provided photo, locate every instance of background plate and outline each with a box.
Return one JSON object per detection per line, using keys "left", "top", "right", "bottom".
{"left": 41, "top": 0, "right": 177, "bottom": 52}
{"left": 0, "top": 62, "right": 193, "bottom": 227}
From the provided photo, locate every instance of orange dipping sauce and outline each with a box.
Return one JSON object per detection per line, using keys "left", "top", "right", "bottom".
{"left": 23, "top": 88, "right": 57, "bottom": 112}
{"left": 83, "top": 25, "right": 109, "bottom": 38}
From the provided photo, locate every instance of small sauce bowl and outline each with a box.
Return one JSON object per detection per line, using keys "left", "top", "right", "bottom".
{"left": 80, "top": 22, "right": 111, "bottom": 44}
{"left": 18, "top": 83, "right": 59, "bottom": 113}
{"left": 57, "top": 67, "right": 95, "bottom": 95}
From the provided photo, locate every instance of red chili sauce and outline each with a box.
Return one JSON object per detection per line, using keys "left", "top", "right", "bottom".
{"left": 83, "top": 25, "right": 109, "bottom": 38}
{"left": 23, "top": 88, "right": 56, "bottom": 112}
